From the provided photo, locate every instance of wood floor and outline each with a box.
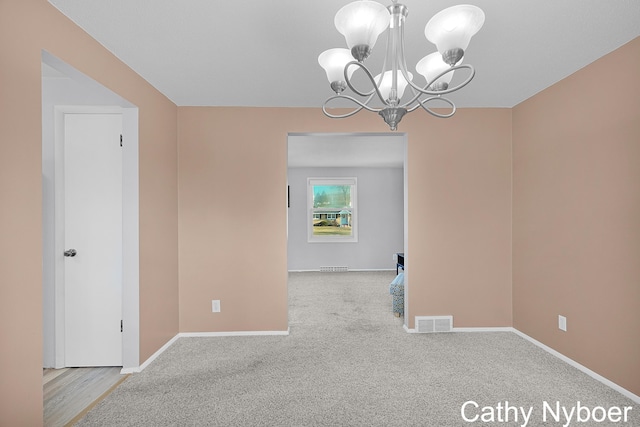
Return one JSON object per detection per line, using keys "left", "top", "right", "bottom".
{"left": 43, "top": 367, "right": 129, "bottom": 427}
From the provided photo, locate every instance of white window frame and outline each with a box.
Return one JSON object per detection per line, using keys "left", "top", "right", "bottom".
{"left": 307, "top": 177, "right": 358, "bottom": 243}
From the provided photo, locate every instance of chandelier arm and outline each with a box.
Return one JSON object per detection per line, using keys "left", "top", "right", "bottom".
{"left": 344, "top": 61, "right": 390, "bottom": 103}
{"left": 402, "top": 85, "right": 420, "bottom": 110}
{"left": 400, "top": 87, "right": 430, "bottom": 110}
{"left": 322, "top": 94, "right": 382, "bottom": 119}
{"left": 405, "top": 64, "right": 477, "bottom": 99}
{"left": 432, "top": 64, "right": 476, "bottom": 95}
{"left": 406, "top": 96, "right": 457, "bottom": 118}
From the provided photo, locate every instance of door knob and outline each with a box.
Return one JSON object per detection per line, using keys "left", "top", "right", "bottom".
{"left": 64, "top": 249, "right": 77, "bottom": 257}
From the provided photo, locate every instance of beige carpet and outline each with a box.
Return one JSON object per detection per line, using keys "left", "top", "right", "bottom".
{"left": 76, "top": 271, "right": 638, "bottom": 426}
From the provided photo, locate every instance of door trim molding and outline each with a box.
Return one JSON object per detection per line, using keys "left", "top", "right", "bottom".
{"left": 53, "top": 106, "right": 139, "bottom": 369}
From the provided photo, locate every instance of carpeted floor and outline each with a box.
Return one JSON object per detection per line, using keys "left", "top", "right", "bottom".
{"left": 76, "top": 271, "right": 638, "bottom": 426}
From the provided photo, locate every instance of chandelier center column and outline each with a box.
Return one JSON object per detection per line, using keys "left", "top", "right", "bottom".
{"left": 386, "top": 3, "right": 408, "bottom": 105}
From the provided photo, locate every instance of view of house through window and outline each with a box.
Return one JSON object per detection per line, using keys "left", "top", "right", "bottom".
{"left": 308, "top": 178, "right": 357, "bottom": 242}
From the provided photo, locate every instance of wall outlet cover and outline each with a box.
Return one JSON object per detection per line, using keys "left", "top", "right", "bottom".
{"left": 558, "top": 315, "right": 567, "bottom": 331}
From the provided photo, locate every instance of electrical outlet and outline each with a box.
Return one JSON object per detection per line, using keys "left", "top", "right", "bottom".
{"left": 558, "top": 315, "right": 567, "bottom": 332}
{"left": 212, "top": 300, "right": 221, "bottom": 313}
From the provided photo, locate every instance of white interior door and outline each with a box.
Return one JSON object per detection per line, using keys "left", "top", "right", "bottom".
{"left": 64, "top": 113, "right": 123, "bottom": 367}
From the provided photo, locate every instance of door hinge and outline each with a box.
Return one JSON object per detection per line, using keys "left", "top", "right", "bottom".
{"left": 120, "top": 134, "right": 123, "bottom": 147}
{"left": 121, "top": 319, "right": 123, "bottom": 332}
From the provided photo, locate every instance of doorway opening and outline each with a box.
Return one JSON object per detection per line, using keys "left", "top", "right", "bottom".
{"left": 41, "top": 51, "right": 140, "bottom": 371}
{"left": 286, "top": 132, "right": 409, "bottom": 329}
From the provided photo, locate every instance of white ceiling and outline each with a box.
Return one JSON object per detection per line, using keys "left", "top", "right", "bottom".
{"left": 48, "top": 0, "right": 640, "bottom": 108}
{"left": 46, "top": 0, "right": 640, "bottom": 167}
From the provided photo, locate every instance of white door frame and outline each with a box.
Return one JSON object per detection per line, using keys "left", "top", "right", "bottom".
{"left": 53, "top": 105, "right": 139, "bottom": 370}
{"left": 285, "top": 132, "right": 409, "bottom": 328}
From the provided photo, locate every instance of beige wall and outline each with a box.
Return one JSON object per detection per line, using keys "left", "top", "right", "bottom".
{"left": 402, "top": 109, "right": 513, "bottom": 328}
{"left": 3, "top": 0, "right": 635, "bottom": 423}
{"left": 177, "top": 107, "right": 513, "bottom": 332}
{"left": 0, "top": 1, "right": 179, "bottom": 424}
{"left": 177, "top": 108, "right": 290, "bottom": 332}
{"left": 513, "top": 37, "right": 640, "bottom": 396}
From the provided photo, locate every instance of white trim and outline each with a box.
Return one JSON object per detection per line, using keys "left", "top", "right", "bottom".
{"left": 512, "top": 328, "right": 640, "bottom": 404}
{"left": 452, "top": 327, "right": 514, "bottom": 333}
{"left": 179, "top": 330, "right": 290, "bottom": 338}
{"left": 120, "top": 329, "right": 290, "bottom": 374}
{"left": 120, "top": 108, "right": 140, "bottom": 370}
{"left": 120, "top": 333, "right": 180, "bottom": 374}
{"left": 53, "top": 106, "right": 139, "bottom": 370}
{"left": 402, "top": 133, "right": 409, "bottom": 330}
{"left": 122, "top": 326, "right": 638, "bottom": 404}
{"left": 43, "top": 51, "right": 140, "bottom": 370}
{"left": 403, "top": 324, "right": 415, "bottom": 333}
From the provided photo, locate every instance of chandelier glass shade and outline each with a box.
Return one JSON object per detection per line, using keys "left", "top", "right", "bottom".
{"left": 334, "top": 0, "right": 390, "bottom": 56}
{"left": 374, "top": 70, "right": 413, "bottom": 100}
{"left": 318, "top": 0, "right": 485, "bottom": 130}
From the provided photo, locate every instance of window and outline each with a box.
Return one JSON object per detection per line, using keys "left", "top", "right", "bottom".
{"left": 308, "top": 177, "right": 357, "bottom": 242}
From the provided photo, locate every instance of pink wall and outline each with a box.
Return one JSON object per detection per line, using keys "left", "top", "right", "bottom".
{"left": 4, "top": 0, "right": 635, "bottom": 423}
{"left": 403, "top": 109, "right": 513, "bottom": 328}
{"left": 0, "top": 1, "right": 179, "bottom": 424}
{"left": 513, "top": 37, "right": 640, "bottom": 396}
{"left": 177, "top": 107, "right": 513, "bottom": 332}
{"left": 177, "top": 108, "right": 290, "bottom": 332}
{"left": 0, "top": 3, "right": 44, "bottom": 424}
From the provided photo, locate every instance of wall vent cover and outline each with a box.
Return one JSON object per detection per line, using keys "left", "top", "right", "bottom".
{"left": 320, "top": 266, "right": 349, "bottom": 272}
{"left": 415, "top": 316, "right": 453, "bottom": 333}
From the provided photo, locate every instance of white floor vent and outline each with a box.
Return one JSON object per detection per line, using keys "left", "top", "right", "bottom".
{"left": 319, "top": 266, "right": 349, "bottom": 272}
{"left": 415, "top": 316, "right": 453, "bottom": 333}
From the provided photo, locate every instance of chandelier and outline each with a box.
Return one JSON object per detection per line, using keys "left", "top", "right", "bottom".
{"left": 318, "top": 0, "right": 485, "bottom": 130}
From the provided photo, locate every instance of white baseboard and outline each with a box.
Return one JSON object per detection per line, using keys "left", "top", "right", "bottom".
{"left": 120, "top": 333, "right": 180, "bottom": 374}
{"left": 403, "top": 324, "right": 415, "bottom": 333}
{"left": 401, "top": 324, "right": 638, "bottom": 403}
{"left": 179, "top": 329, "right": 290, "bottom": 338}
{"left": 512, "top": 328, "right": 640, "bottom": 404}
{"left": 452, "top": 327, "right": 514, "bottom": 332}
{"left": 120, "top": 329, "right": 290, "bottom": 374}
{"left": 122, "top": 325, "right": 639, "bottom": 404}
